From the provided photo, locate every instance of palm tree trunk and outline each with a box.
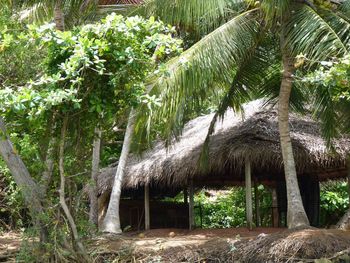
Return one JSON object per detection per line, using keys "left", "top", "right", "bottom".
{"left": 54, "top": 0, "right": 65, "bottom": 31}
{"left": 0, "top": 117, "right": 48, "bottom": 241}
{"left": 101, "top": 109, "right": 136, "bottom": 233}
{"left": 279, "top": 49, "right": 309, "bottom": 228}
{"left": 89, "top": 127, "right": 101, "bottom": 227}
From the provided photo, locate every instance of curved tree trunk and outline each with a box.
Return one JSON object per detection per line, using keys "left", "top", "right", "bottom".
{"left": 279, "top": 42, "right": 309, "bottom": 228}
{"left": 54, "top": 0, "right": 65, "bottom": 31}
{"left": 0, "top": 117, "right": 48, "bottom": 241}
{"left": 89, "top": 127, "right": 101, "bottom": 227}
{"left": 101, "top": 109, "right": 136, "bottom": 234}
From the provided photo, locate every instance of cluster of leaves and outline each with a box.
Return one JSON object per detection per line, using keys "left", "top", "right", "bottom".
{"left": 0, "top": 163, "right": 24, "bottom": 230}
{"left": 0, "top": 11, "right": 183, "bottom": 254}
{"left": 320, "top": 181, "right": 349, "bottom": 227}
{"left": 0, "top": 14, "right": 183, "bottom": 120}
{"left": 0, "top": 5, "right": 43, "bottom": 88}
{"left": 305, "top": 55, "right": 350, "bottom": 101}
{"left": 301, "top": 55, "right": 350, "bottom": 142}
{"left": 192, "top": 186, "right": 272, "bottom": 228}
{"left": 195, "top": 188, "right": 246, "bottom": 228}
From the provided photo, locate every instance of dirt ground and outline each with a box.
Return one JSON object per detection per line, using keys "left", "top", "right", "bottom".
{"left": 91, "top": 227, "right": 350, "bottom": 262}
{"left": 0, "top": 232, "right": 21, "bottom": 261}
{"left": 2, "top": 228, "right": 350, "bottom": 262}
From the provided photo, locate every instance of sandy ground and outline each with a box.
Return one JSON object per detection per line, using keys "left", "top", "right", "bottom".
{"left": 93, "top": 227, "right": 284, "bottom": 256}
{"left": 4, "top": 228, "right": 350, "bottom": 262}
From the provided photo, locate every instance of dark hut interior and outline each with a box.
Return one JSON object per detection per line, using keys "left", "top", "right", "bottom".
{"left": 97, "top": 100, "right": 350, "bottom": 231}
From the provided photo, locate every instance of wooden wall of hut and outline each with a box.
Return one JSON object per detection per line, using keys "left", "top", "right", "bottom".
{"left": 276, "top": 175, "right": 320, "bottom": 227}
{"left": 119, "top": 200, "right": 189, "bottom": 230}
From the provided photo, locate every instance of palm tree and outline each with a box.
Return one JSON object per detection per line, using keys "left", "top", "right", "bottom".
{"left": 15, "top": 0, "right": 98, "bottom": 30}
{"left": 129, "top": 0, "right": 350, "bottom": 229}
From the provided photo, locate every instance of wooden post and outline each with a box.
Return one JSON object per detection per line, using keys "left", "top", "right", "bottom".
{"left": 254, "top": 178, "right": 260, "bottom": 227}
{"left": 272, "top": 188, "right": 279, "bottom": 227}
{"left": 144, "top": 183, "right": 150, "bottom": 230}
{"left": 245, "top": 159, "right": 253, "bottom": 230}
{"left": 347, "top": 158, "right": 350, "bottom": 203}
{"left": 184, "top": 189, "right": 188, "bottom": 204}
{"left": 188, "top": 179, "right": 195, "bottom": 230}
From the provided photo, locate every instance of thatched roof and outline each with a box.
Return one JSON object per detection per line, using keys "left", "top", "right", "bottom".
{"left": 98, "top": 100, "right": 350, "bottom": 195}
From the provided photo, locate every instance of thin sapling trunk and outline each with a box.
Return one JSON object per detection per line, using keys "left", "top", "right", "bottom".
{"left": 58, "top": 116, "right": 90, "bottom": 261}
{"left": 89, "top": 126, "right": 102, "bottom": 227}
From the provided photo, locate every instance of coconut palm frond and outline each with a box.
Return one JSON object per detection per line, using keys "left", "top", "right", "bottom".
{"left": 260, "top": 0, "right": 291, "bottom": 26}
{"left": 198, "top": 39, "right": 282, "bottom": 170}
{"left": 285, "top": 4, "right": 349, "bottom": 63}
{"left": 339, "top": 0, "right": 350, "bottom": 16}
{"left": 137, "top": 0, "right": 247, "bottom": 35}
{"left": 19, "top": 1, "right": 53, "bottom": 24}
{"left": 19, "top": 0, "right": 97, "bottom": 27}
{"left": 312, "top": 84, "right": 339, "bottom": 146}
{"left": 317, "top": 8, "right": 350, "bottom": 50}
{"left": 144, "top": 10, "right": 260, "bottom": 140}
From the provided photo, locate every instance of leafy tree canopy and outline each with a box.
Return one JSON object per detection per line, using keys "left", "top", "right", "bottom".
{"left": 0, "top": 14, "right": 182, "bottom": 122}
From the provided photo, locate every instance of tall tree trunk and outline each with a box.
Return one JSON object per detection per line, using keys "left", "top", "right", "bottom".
{"left": 0, "top": 117, "right": 48, "bottom": 241}
{"left": 101, "top": 109, "right": 136, "bottom": 234}
{"left": 54, "top": 0, "right": 65, "bottom": 31}
{"left": 40, "top": 116, "right": 57, "bottom": 196}
{"left": 58, "top": 117, "right": 90, "bottom": 261}
{"left": 89, "top": 127, "right": 101, "bottom": 227}
{"left": 279, "top": 42, "right": 309, "bottom": 228}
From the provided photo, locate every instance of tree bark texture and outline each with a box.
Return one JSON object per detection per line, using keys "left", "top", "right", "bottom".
{"left": 0, "top": 117, "right": 48, "bottom": 241}
{"left": 144, "top": 183, "right": 150, "bottom": 230}
{"left": 101, "top": 109, "right": 137, "bottom": 233}
{"left": 188, "top": 179, "right": 195, "bottom": 230}
{"left": 58, "top": 117, "right": 90, "bottom": 261}
{"left": 89, "top": 127, "right": 101, "bottom": 227}
{"left": 54, "top": 0, "right": 65, "bottom": 31}
{"left": 279, "top": 42, "right": 309, "bottom": 228}
{"left": 40, "top": 116, "right": 57, "bottom": 196}
{"left": 245, "top": 160, "right": 253, "bottom": 230}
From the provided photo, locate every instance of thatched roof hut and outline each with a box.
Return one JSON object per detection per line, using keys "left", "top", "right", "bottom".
{"left": 98, "top": 100, "right": 350, "bottom": 196}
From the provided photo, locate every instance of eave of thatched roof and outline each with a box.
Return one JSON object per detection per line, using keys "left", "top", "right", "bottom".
{"left": 98, "top": 100, "right": 350, "bottom": 195}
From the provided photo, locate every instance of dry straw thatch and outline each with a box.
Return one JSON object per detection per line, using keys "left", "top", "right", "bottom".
{"left": 98, "top": 100, "right": 350, "bottom": 195}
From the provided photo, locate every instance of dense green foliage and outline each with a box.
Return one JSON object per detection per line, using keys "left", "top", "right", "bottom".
{"left": 195, "top": 186, "right": 273, "bottom": 228}
{"left": 0, "top": 7, "right": 182, "bottom": 260}
{"left": 320, "top": 181, "right": 349, "bottom": 227}
{"left": 1, "top": 0, "right": 350, "bottom": 261}
{"left": 164, "top": 184, "right": 349, "bottom": 229}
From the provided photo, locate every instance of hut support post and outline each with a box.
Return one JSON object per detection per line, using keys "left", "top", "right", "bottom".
{"left": 347, "top": 158, "right": 350, "bottom": 201}
{"left": 144, "top": 183, "right": 150, "bottom": 231}
{"left": 272, "top": 188, "right": 279, "bottom": 227}
{"left": 254, "top": 178, "right": 260, "bottom": 227}
{"left": 245, "top": 160, "right": 253, "bottom": 230}
{"left": 188, "top": 179, "right": 195, "bottom": 230}
{"left": 184, "top": 189, "right": 188, "bottom": 204}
